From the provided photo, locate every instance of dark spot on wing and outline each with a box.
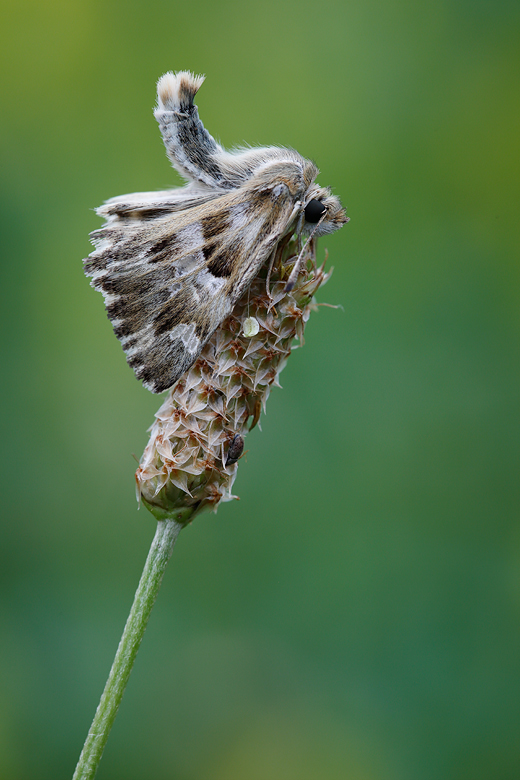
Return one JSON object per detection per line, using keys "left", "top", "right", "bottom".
{"left": 147, "top": 233, "right": 180, "bottom": 263}
{"left": 200, "top": 212, "right": 236, "bottom": 276}
{"left": 201, "top": 212, "right": 230, "bottom": 240}
{"left": 203, "top": 244, "right": 235, "bottom": 277}
{"left": 135, "top": 208, "right": 174, "bottom": 221}
{"left": 153, "top": 292, "right": 192, "bottom": 336}
{"left": 113, "top": 318, "right": 138, "bottom": 339}
{"left": 195, "top": 320, "right": 211, "bottom": 341}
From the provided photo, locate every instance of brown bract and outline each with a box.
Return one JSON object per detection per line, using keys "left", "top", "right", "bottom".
{"left": 136, "top": 236, "right": 332, "bottom": 524}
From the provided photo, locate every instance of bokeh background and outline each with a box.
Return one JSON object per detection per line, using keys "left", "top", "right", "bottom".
{"left": 1, "top": 1, "right": 519, "bottom": 778}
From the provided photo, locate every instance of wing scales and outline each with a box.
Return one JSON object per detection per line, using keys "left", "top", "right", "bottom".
{"left": 84, "top": 182, "right": 298, "bottom": 392}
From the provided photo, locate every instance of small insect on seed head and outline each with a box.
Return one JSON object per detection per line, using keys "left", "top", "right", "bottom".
{"left": 225, "top": 434, "right": 244, "bottom": 467}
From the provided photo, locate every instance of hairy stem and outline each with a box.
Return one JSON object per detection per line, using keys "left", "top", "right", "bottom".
{"left": 72, "top": 519, "right": 183, "bottom": 780}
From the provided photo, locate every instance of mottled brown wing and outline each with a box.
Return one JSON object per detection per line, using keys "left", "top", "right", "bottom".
{"left": 84, "top": 182, "right": 298, "bottom": 393}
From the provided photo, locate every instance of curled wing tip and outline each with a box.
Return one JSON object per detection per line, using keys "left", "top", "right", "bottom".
{"left": 156, "top": 70, "right": 205, "bottom": 112}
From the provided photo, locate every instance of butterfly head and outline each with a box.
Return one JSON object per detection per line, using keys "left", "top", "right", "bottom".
{"left": 302, "top": 185, "right": 348, "bottom": 236}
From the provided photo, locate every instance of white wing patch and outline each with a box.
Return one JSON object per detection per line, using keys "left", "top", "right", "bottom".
{"left": 196, "top": 268, "right": 226, "bottom": 295}
{"left": 168, "top": 323, "right": 200, "bottom": 354}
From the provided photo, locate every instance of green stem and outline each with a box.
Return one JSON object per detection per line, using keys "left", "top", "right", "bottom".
{"left": 72, "top": 519, "right": 183, "bottom": 780}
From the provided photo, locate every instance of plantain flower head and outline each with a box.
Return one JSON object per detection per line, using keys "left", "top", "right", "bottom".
{"left": 136, "top": 236, "right": 332, "bottom": 525}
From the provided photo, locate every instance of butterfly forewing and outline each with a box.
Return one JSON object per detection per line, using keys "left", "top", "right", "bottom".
{"left": 84, "top": 182, "right": 298, "bottom": 392}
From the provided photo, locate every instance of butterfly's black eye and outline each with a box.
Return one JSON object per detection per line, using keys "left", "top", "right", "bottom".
{"left": 304, "top": 199, "right": 327, "bottom": 223}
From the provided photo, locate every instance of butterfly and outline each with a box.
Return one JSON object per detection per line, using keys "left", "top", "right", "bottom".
{"left": 84, "top": 71, "right": 348, "bottom": 393}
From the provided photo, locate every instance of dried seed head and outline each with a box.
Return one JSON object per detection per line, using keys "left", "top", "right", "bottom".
{"left": 136, "top": 235, "right": 332, "bottom": 524}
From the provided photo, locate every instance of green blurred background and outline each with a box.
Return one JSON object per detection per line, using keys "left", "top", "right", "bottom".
{"left": 1, "top": 1, "right": 519, "bottom": 778}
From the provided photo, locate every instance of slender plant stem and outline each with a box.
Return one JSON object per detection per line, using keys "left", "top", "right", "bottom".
{"left": 72, "top": 519, "right": 183, "bottom": 780}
